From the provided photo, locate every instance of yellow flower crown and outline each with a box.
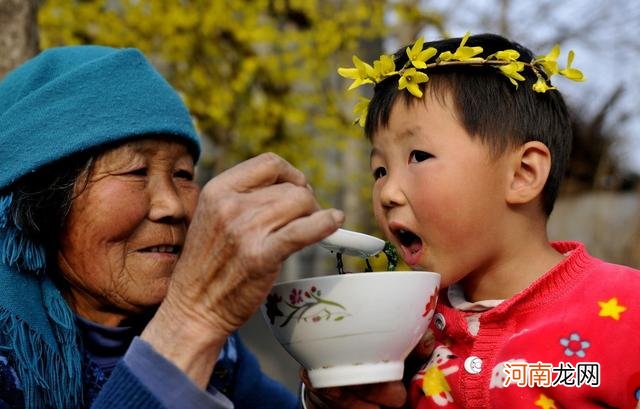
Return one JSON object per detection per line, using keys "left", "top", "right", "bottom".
{"left": 338, "top": 32, "right": 585, "bottom": 127}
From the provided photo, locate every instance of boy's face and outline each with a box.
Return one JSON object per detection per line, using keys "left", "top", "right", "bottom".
{"left": 370, "top": 93, "right": 513, "bottom": 287}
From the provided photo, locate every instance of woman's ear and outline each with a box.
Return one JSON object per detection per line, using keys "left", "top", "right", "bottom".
{"left": 505, "top": 141, "right": 551, "bottom": 206}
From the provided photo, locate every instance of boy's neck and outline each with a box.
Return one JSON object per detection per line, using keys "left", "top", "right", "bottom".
{"left": 459, "top": 220, "right": 564, "bottom": 303}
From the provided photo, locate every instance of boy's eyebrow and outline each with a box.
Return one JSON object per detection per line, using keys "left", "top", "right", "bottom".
{"left": 369, "top": 126, "right": 425, "bottom": 164}
{"left": 402, "top": 126, "right": 423, "bottom": 139}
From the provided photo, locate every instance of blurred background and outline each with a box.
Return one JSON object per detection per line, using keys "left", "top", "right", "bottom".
{"left": 1, "top": 0, "right": 638, "bottom": 393}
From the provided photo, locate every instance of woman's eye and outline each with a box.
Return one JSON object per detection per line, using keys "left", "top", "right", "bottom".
{"left": 175, "top": 169, "right": 194, "bottom": 181}
{"left": 372, "top": 167, "right": 387, "bottom": 180}
{"left": 409, "top": 150, "right": 433, "bottom": 163}
{"left": 128, "top": 168, "right": 147, "bottom": 176}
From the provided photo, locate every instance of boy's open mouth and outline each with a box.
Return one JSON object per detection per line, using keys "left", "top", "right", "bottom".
{"left": 391, "top": 227, "right": 423, "bottom": 265}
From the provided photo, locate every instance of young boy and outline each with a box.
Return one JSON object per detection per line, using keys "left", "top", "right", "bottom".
{"left": 305, "top": 34, "right": 640, "bottom": 408}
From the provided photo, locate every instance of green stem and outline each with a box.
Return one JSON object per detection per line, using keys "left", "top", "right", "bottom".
{"left": 280, "top": 302, "right": 314, "bottom": 327}
{"left": 404, "top": 59, "right": 514, "bottom": 72}
{"left": 310, "top": 293, "right": 346, "bottom": 310}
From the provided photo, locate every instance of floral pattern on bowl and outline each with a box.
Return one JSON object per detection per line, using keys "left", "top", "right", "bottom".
{"left": 423, "top": 286, "right": 439, "bottom": 318}
{"left": 265, "top": 285, "right": 351, "bottom": 327}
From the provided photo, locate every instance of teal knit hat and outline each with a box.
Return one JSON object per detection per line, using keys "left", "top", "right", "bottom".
{"left": 0, "top": 45, "right": 201, "bottom": 272}
{"left": 0, "top": 45, "right": 201, "bottom": 190}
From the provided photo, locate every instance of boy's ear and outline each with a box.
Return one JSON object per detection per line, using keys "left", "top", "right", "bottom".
{"left": 505, "top": 141, "right": 551, "bottom": 206}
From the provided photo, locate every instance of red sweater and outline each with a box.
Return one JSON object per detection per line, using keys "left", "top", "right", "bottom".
{"left": 409, "top": 242, "right": 640, "bottom": 409}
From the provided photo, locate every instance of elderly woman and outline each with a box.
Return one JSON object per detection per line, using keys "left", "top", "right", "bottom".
{"left": 0, "top": 45, "right": 344, "bottom": 408}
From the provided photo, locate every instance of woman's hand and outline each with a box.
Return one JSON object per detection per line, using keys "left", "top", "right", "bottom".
{"left": 142, "top": 153, "right": 344, "bottom": 387}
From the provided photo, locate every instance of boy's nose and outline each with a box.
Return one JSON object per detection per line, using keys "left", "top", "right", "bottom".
{"left": 379, "top": 175, "right": 407, "bottom": 208}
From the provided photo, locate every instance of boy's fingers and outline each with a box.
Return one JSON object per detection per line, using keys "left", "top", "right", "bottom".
{"left": 352, "top": 381, "right": 407, "bottom": 407}
{"left": 409, "top": 330, "right": 435, "bottom": 361}
{"left": 307, "top": 387, "right": 380, "bottom": 409}
{"left": 301, "top": 370, "right": 406, "bottom": 409}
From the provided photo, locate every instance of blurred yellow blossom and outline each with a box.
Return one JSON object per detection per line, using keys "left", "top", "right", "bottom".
{"left": 353, "top": 97, "right": 370, "bottom": 127}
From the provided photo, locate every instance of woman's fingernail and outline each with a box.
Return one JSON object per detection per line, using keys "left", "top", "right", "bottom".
{"left": 331, "top": 209, "right": 345, "bottom": 225}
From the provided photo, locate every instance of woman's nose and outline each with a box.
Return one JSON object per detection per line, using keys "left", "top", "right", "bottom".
{"left": 148, "top": 178, "right": 188, "bottom": 222}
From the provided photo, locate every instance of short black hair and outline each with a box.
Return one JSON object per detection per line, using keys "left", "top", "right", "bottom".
{"left": 365, "top": 33, "right": 572, "bottom": 215}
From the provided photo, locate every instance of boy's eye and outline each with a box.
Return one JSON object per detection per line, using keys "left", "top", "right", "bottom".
{"left": 409, "top": 150, "right": 433, "bottom": 163}
{"left": 174, "top": 169, "right": 194, "bottom": 181}
{"left": 372, "top": 167, "right": 387, "bottom": 180}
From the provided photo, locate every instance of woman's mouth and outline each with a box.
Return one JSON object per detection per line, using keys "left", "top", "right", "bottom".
{"left": 139, "top": 245, "right": 180, "bottom": 254}
{"left": 137, "top": 245, "right": 182, "bottom": 259}
{"left": 391, "top": 228, "right": 423, "bottom": 266}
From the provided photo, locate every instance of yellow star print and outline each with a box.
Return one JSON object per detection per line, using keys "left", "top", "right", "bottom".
{"left": 535, "top": 393, "right": 556, "bottom": 409}
{"left": 598, "top": 297, "right": 627, "bottom": 320}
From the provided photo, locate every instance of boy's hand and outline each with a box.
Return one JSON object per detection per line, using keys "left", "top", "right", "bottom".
{"left": 407, "top": 329, "right": 436, "bottom": 363}
{"left": 302, "top": 370, "right": 407, "bottom": 409}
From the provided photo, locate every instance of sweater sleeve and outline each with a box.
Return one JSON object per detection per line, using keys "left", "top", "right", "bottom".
{"left": 89, "top": 357, "right": 164, "bottom": 409}
{"left": 0, "top": 350, "right": 143, "bottom": 409}
{"left": 229, "top": 335, "right": 301, "bottom": 409}
{"left": 98, "top": 337, "right": 234, "bottom": 409}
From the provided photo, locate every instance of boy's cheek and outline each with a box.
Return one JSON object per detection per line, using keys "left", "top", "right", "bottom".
{"left": 371, "top": 200, "right": 385, "bottom": 225}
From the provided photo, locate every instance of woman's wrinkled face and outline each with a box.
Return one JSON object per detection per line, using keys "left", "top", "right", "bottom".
{"left": 57, "top": 139, "right": 199, "bottom": 325}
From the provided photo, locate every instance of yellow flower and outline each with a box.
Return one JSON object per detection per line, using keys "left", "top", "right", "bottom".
{"left": 372, "top": 54, "right": 398, "bottom": 82}
{"left": 353, "top": 97, "right": 370, "bottom": 127}
{"left": 498, "top": 61, "right": 525, "bottom": 86}
{"left": 338, "top": 55, "right": 375, "bottom": 90}
{"left": 532, "top": 77, "right": 556, "bottom": 93}
{"left": 406, "top": 37, "right": 438, "bottom": 69}
{"left": 398, "top": 68, "right": 429, "bottom": 98}
{"left": 493, "top": 49, "right": 520, "bottom": 62}
{"left": 535, "top": 44, "right": 560, "bottom": 77}
{"left": 438, "top": 32, "right": 483, "bottom": 62}
{"left": 559, "top": 51, "right": 585, "bottom": 81}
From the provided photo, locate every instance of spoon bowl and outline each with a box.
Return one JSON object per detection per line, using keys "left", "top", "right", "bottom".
{"left": 319, "top": 228, "right": 386, "bottom": 258}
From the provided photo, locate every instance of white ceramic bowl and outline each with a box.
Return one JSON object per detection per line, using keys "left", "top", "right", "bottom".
{"left": 261, "top": 271, "right": 440, "bottom": 388}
